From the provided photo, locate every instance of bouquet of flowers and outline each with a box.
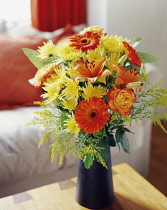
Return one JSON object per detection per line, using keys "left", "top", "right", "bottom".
{"left": 23, "top": 26, "right": 167, "bottom": 169}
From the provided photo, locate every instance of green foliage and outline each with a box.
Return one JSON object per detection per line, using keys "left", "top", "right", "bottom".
{"left": 131, "top": 80, "right": 167, "bottom": 132}
{"left": 137, "top": 52, "right": 159, "bottom": 63}
{"left": 139, "top": 64, "right": 151, "bottom": 83}
{"left": 75, "top": 131, "right": 110, "bottom": 168}
{"left": 83, "top": 154, "right": 94, "bottom": 169}
{"left": 131, "top": 37, "right": 142, "bottom": 48}
{"left": 96, "top": 138, "right": 110, "bottom": 162}
{"left": 27, "top": 102, "right": 79, "bottom": 164}
{"left": 115, "top": 128, "right": 130, "bottom": 154}
{"left": 105, "top": 134, "right": 116, "bottom": 147}
{"left": 22, "top": 48, "right": 53, "bottom": 69}
{"left": 50, "top": 132, "right": 74, "bottom": 164}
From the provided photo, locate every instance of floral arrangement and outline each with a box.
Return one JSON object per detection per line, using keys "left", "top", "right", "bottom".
{"left": 24, "top": 26, "right": 167, "bottom": 169}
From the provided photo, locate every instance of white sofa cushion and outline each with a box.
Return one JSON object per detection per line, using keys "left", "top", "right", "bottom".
{"left": 0, "top": 107, "right": 78, "bottom": 184}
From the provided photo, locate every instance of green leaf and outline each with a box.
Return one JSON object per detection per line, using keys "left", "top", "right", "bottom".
{"left": 115, "top": 128, "right": 130, "bottom": 154}
{"left": 22, "top": 48, "right": 44, "bottom": 69}
{"left": 106, "top": 134, "right": 116, "bottom": 147}
{"left": 137, "top": 52, "right": 159, "bottom": 63}
{"left": 115, "top": 128, "right": 122, "bottom": 143}
{"left": 131, "top": 37, "right": 142, "bottom": 48}
{"left": 121, "top": 131, "right": 130, "bottom": 154}
{"left": 121, "top": 127, "right": 134, "bottom": 134}
{"left": 96, "top": 139, "right": 109, "bottom": 162}
{"left": 83, "top": 154, "right": 93, "bottom": 169}
{"left": 22, "top": 48, "right": 53, "bottom": 69}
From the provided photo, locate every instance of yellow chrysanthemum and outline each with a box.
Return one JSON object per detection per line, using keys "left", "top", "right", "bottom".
{"left": 61, "top": 98, "right": 78, "bottom": 111}
{"left": 44, "top": 66, "right": 66, "bottom": 85}
{"left": 42, "top": 80, "right": 62, "bottom": 102}
{"left": 56, "top": 42, "right": 82, "bottom": 62}
{"left": 80, "top": 25, "right": 105, "bottom": 37}
{"left": 81, "top": 82, "right": 106, "bottom": 100}
{"left": 101, "top": 35, "right": 128, "bottom": 53}
{"left": 86, "top": 48, "right": 104, "bottom": 62}
{"left": 66, "top": 67, "right": 78, "bottom": 77}
{"left": 106, "top": 51, "right": 121, "bottom": 71}
{"left": 61, "top": 77, "right": 79, "bottom": 100}
{"left": 37, "top": 40, "right": 57, "bottom": 61}
{"left": 42, "top": 67, "right": 67, "bottom": 102}
{"left": 64, "top": 115, "right": 80, "bottom": 137}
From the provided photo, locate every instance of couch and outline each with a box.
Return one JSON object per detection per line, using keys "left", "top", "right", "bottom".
{"left": 0, "top": 20, "right": 161, "bottom": 198}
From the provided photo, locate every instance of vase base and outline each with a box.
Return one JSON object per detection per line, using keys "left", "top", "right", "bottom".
{"left": 76, "top": 196, "right": 114, "bottom": 209}
{"left": 75, "top": 158, "right": 114, "bottom": 209}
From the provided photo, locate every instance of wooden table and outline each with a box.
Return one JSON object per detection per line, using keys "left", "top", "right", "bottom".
{"left": 0, "top": 163, "right": 167, "bottom": 210}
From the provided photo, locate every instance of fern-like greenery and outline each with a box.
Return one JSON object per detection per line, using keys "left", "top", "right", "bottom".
{"left": 132, "top": 79, "right": 167, "bottom": 132}
{"left": 27, "top": 101, "right": 79, "bottom": 163}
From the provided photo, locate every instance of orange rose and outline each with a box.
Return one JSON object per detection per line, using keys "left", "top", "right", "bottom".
{"left": 107, "top": 87, "right": 136, "bottom": 115}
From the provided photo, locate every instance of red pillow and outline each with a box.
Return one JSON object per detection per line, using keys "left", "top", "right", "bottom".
{"left": 0, "top": 33, "right": 46, "bottom": 110}
{"left": 53, "top": 24, "right": 76, "bottom": 44}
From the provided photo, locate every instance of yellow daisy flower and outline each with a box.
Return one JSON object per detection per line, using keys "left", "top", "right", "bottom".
{"left": 66, "top": 67, "right": 78, "bottom": 77}
{"left": 44, "top": 66, "right": 66, "bottom": 85}
{"left": 42, "top": 80, "right": 62, "bottom": 102}
{"left": 101, "top": 35, "right": 128, "bottom": 53}
{"left": 106, "top": 51, "right": 121, "bottom": 71}
{"left": 64, "top": 115, "right": 80, "bottom": 137}
{"left": 37, "top": 40, "right": 57, "bottom": 61}
{"left": 61, "top": 98, "right": 78, "bottom": 111}
{"left": 86, "top": 48, "right": 104, "bottom": 62}
{"left": 56, "top": 42, "right": 82, "bottom": 62}
{"left": 61, "top": 77, "right": 79, "bottom": 100}
{"left": 82, "top": 82, "right": 106, "bottom": 100}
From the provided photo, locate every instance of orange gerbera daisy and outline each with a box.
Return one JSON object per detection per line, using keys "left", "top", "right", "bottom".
{"left": 112, "top": 65, "right": 140, "bottom": 86}
{"left": 70, "top": 31, "right": 100, "bottom": 52}
{"left": 74, "top": 57, "right": 111, "bottom": 83}
{"left": 123, "top": 41, "right": 141, "bottom": 67}
{"left": 74, "top": 97, "right": 110, "bottom": 134}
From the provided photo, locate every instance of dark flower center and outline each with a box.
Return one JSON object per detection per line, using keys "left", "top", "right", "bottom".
{"left": 91, "top": 112, "right": 96, "bottom": 118}
{"left": 81, "top": 38, "right": 90, "bottom": 45}
{"left": 81, "top": 39, "right": 88, "bottom": 43}
{"left": 89, "top": 109, "right": 99, "bottom": 120}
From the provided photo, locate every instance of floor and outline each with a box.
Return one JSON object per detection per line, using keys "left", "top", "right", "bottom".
{"left": 147, "top": 122, "right": 167, "bottom": 196}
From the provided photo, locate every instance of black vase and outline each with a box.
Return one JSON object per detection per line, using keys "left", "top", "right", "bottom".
{"left": 75, "top": 148, "right": 114, "bottom": 209}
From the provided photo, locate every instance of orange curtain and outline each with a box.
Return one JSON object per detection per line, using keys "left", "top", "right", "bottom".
{"left": 30, "top": 0, "right": 87, "bottom": 32}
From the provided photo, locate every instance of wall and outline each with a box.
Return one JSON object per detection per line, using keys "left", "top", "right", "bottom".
{"left": 0, "top": 0, "right": 30, "bottom": 21}
{"left": 87, "top": 0, "right": 167, "bottom": 113}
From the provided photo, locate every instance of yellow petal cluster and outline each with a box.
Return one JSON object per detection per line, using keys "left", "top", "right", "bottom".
{"left": 86, "top": 48, "right": 103, "bottom": 62}
{"left": 61, "top": 77, "right": 79, "bottom": 101}
{"left": 101, "top": 35, "right": 127, "bottom": 53}
{"left": 42, "top": 81, "right": 62, "bottom": 102}
{"left": 61, "top": 98, "right": 78, "bottom": 111}
{"left": 64, "top": 115, "right": 80, "bottom": 137}
{"left": 66, "top": 67, "right": 78, "bottom": 77}
{"left": 55, "top": 42, "right": 82, "bottom": 62}
{"left": 37, "top": 40, "right": 57, "bottom": 61}
{"left": 82, "top": 82, "right": 106, "bottom": 100}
